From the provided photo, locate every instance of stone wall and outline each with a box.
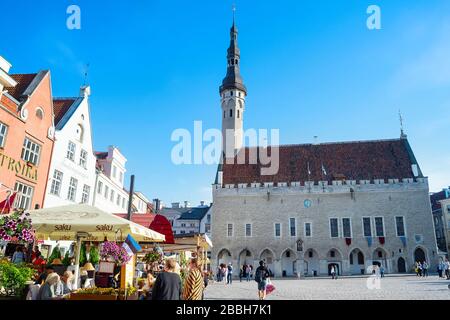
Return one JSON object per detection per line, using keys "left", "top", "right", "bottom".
{"left": 211, "top": 178, "right": 438, "bottom": 277}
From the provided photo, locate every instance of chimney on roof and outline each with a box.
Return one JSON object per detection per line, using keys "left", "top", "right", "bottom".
{"left": 313, "top": 136, "right": 319, "bottom": 145}
{"left": 80, "top": 85, "right": 91, "bottom": 97}
{"left": 153, "top": 199, "right": 161, "bottom": 213}
{"left": 184, "top": 201, "right": 190, "bottom": 208}
{"left": 172, "top": 202, "right": 180, "bottom": 209}
{"left": 200, "top": 201, "right": 205, "bottom": 206}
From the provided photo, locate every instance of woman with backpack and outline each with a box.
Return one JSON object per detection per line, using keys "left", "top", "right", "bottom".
{"left": 255, "top": 260, "right": 270, "bottom": 300}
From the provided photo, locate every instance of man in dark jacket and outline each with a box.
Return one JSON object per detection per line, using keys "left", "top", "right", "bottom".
{"left": 152, "top": 258, "right": 182, "bottom": 300}
{"left": 255, "top": 261, "right": 270, "bottom": 300}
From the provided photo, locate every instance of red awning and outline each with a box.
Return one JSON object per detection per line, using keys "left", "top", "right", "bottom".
{"left": 114, "top": 213, "right": 175, "bottom": 244}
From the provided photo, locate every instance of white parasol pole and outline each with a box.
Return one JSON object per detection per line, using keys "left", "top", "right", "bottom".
{"left": 73, "top": 236, "right": 82, "bottom": 289}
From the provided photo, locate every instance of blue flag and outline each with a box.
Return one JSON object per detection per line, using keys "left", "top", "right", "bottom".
{"left": 122, "top": 234, "right": 141, "bottom": 255}
{"left": 366, "top": 236, "right": 372, "bottom": 247}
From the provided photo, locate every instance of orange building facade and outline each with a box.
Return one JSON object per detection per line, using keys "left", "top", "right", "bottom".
{"left": 0, "top": 56, "right": 55, "bottom": 210}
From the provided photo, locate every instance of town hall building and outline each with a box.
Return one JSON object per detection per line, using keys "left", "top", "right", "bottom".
{"left": 211, "top": 19, "right": 439, "bottom": 277}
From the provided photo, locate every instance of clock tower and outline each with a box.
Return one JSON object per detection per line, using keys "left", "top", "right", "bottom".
{"left": 220, "top": 16, "right": 247, "bottom": 158}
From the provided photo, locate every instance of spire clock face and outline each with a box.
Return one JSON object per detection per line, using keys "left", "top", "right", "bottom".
{"left": 304, "top": 199, "right": 312, "bottom": 208}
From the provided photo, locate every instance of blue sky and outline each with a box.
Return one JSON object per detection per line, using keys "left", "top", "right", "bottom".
{"left": 3, "top": 0, "right": 450, "bottom": 206}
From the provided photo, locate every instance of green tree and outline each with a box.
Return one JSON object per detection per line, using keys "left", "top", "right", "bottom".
{"left": 79, "top": 243, "right": 87, "bottom": 266}
{"left": 62, "top": 251, "right": 71, "bottom": 266}
{"left": 47, "top": 246, "right": 61, "bottom": 264}
{"left": 89, "top": 246, "right": 100, "bottom": 265}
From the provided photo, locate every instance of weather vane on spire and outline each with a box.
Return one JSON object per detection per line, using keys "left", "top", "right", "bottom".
{"left": 232, "top": 3, "right": 236, "bottom": 23}
{"left": 399, "top": 109, "right": 406, "bottom": 138}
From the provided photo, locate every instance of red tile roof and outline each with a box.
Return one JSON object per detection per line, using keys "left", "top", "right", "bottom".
{"left": 222, "top": 139, "right": 418, "bottom": 185}
{"left": 114, "top": 213, "right": 175, "bottom": 244}
{"left": 4, "top": 73, "right": 37, "bottom": 100}
{"left": 53, "top": 98, "right": 76, "bottom": 126}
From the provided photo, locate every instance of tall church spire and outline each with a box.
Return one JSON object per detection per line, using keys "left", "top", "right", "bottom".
{"left": 220, "top": 9, "right": 247, "bottom": 156}
{"left": 219, "top": 8, "right": 247, "bottom": 95}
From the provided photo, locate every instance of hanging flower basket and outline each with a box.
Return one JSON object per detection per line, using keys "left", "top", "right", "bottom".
{"left": 100, "top": 241, "right": 131, "bottom": 266}
{"left": 0, "top": 210, "right": 35, "bottom": 244}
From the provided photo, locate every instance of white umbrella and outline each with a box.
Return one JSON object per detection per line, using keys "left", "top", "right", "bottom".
{"left": 26, "top": 204, "right": 165, "bottom": 288}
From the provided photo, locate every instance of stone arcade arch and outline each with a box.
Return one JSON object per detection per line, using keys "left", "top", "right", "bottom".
{"left": 281, "top": 248, "right": 297, "bottom": 277}
{"left": 349, "top": 248, "right": 365, "bottom": 275}
{"left": 217, "top": 248, "right": 232, "bottom": 267}
{"left": 327, "top": 248, "right": 342, "bottom": 276}
{"left": 413, "top": 247, "right": 427, "bottom": 264}
{"left": 372, "top": 247, "right": 389, "bottom": 272}
{"left": 237, "top": 248, "right": 253, "bottom": 267}
{"left": 304, "top": 249, "right": 320, "bottom": 276}
{"left": 259, "top": 248, "right": 275, "bottom": 274}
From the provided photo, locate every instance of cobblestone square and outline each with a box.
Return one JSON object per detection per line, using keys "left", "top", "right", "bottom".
{"left": 204, "top": 275, "right": 450, "bottom": 300}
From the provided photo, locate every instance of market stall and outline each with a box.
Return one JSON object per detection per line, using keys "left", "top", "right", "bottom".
{"left": 24, "top": 204, "right": 165, "bottom": 290}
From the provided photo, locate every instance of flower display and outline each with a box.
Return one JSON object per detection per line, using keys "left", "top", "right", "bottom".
{"left": 0, "top": 210, "right": 35, "bottom": 243}
{"left": 100, "top": 241, "right": 131, "bottom": 265}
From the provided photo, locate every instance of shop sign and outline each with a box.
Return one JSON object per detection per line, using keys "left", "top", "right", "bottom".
{"left": 0, "top": 151, "right": 38, "bottom": 182}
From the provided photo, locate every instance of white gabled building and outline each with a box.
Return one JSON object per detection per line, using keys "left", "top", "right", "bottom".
{"left": 132, "top": 191, "right": 151, "bottom": 214}
{"left": 44, "top": 86, "right": 96, "bottom": 208}
{"left": 92, "top": 146, "right": 129, "bottom": 214}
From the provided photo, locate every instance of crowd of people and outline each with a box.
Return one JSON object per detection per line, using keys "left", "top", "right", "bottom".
{"left": 149, "top": 257, "right": 208, "bottom": 300}
{"left": 415, "top": 261, "right": 430, "bottom": 277}
{"left": 437, "top": 259, "right": 450, "bottom": 279}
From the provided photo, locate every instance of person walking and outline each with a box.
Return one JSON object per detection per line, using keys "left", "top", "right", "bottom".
{"left": 152, "top": 258, "right": 182, "bottom": 300}
{"left": 183, "top": 258, "right": 205, "bottom": 300}
{"left": 445, "top": 259, "right": 450, "bottom": 280}
{"left": 221, "top": 264, "right": 228, "bottom": 285}
{"left": 227, "top": 263, "right": 233, "bottom": 284}
{"left": 437, "top": 261, "right": 443, "bottom": 278}
{"left": 380, "top": 266, "right": 385, "bottom": 278}
{"left": 330, "top": 265, "right": 337, "bottom": 280}
{"left": 239, "top": 265, "right": 243, "bottom": 282}
{"left": 255, "top": 261, "right": 270, "bottom": 300}
{"left": 246, "top": 265, "right": 251, "bottom": 282}
{"left": 422, "top": 261, "right": 428, "bottom": 277}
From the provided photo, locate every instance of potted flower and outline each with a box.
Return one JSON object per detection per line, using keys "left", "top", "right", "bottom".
{"left": 69, "top": 287, "right": 118, "bottom": 300}
{"left": 0, "top": 210, "right": 35, "bottom": 244}
{"left": 100, "top": 241, "right": 131, "bottom": 266}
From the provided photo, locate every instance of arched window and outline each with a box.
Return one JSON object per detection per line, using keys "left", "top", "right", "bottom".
{"left": 330, "top": 250, "right": 335, "bottom": 258}
{"left": 235, "top": 59, "right": 238, "bottom": 65}
{"left": 36, "top": 107, "right": 44, "bottom": 120}
{"left": 237, "top": 110, "right": 240, "bottom": 118}
{"left": 229, "top": 109, "right": 233, "bottom": 117}
{"left": 349, "top": 253, "right": 354, "bottom": 265}
{"left": 230, "top": 91, "right": 233, "bottom": 96}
